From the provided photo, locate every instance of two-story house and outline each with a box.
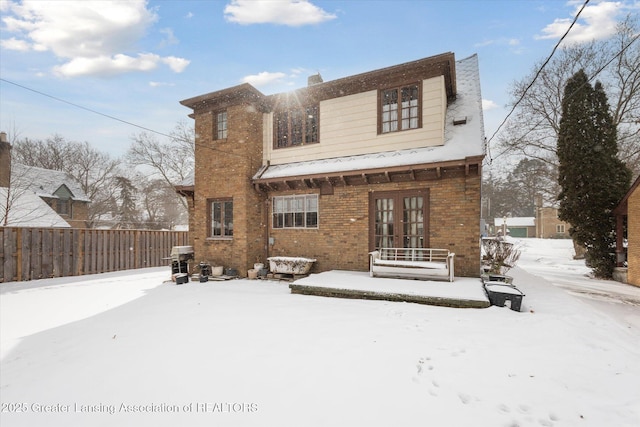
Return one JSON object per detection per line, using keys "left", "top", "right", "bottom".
{"left": 0, "top": 132, "right": 91, "bottom": 228}
{"left": 178, "top": 52, "right": 485, "bottom": 277}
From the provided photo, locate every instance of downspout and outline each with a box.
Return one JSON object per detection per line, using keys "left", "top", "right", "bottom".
{"left": 252, "top": 162, "right": 271, "bottom": 265}
{"left": 615, "top": 213, "right": 625, "bottom": 267}
{"left": 264, "top": 197, "right": 271, "bottom": 265}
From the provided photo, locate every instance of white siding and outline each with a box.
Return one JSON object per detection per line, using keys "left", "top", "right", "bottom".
{"left": 264, "top": 75, "right": 447, "bottom": 165}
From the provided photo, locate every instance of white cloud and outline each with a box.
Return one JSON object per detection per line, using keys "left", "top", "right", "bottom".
{"left": 53, "top": 53, "right": 161, "bottom": 78}
{"left": 159, "top": 28, "right": 179, "bottom": 47}
{"left": 162, "top": 56, "right": 190, "bottom": 73}
{"left": 1, "top": 0, "right": 190, "bottom": 77}
{"left": 482, "top": 99, "right": 499, "bottom": 111}
{"left": 536, "top": 1, "right": 625, "bottom": 44}
{"left": 241, "top": 71, "right": 287, "bottom": 87}
{"left": 224, "top": 0, "right": 336, "bottom": 26}
{"left": 0, "top": 36, "right": 30, "bottom": 51}
{"left": 149, "top": 81, "right": 175, "bottom": 87}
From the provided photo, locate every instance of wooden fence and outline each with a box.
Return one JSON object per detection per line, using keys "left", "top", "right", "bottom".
{"left": 0, "top": 227, "right": 189, "bottom": 283}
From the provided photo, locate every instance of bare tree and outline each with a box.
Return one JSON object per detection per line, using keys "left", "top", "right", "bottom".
{"left": 12, "top": 134, "right": 76, "bottom": 171}
{"left": 126, "top": 120, "right": 194, "bottom": 210}
{"left": 133, "top": 176, "right": 187, "bottom": 230}
{"left": 498, "top": 15, "right": 640, "bottom": 178}
{"left": 12, "top": 135, "right": 122, "bottom": 228}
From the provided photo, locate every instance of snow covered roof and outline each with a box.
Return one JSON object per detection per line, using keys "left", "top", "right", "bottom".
{"left": 0, "top": 187, "right": 71, "bottom": 228}
{"left": 12, "top": 164, "right": 91, "bottom": 202}
{"left": 494, "top": 217, "right": 535, "bottom": 227}
{"left": 254, "top": 54, "right": 485, "bottom": 182}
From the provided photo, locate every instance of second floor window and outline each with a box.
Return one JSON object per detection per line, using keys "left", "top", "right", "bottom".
{"left": 380, "top": 84, "right": 420, "bottom": 133}
{"left": 275, "top": 106, "right": 319, "bottom": 148}
{"left": 56, "top": 198, "right": 71, "bottom": 216}
{"left": 215, "top": 111, "right": 227, "bottom": 140}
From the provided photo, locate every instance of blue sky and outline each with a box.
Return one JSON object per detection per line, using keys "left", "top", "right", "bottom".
{"left": 1, "top": 0, "right": 637, "bottom": 157}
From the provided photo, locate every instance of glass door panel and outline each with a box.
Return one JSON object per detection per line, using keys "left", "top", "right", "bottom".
{"left": 371, "top": 191, "right": 428, "bottom": 251}
{"left": 374, "top": 198, "right": 394, "bottom": 249}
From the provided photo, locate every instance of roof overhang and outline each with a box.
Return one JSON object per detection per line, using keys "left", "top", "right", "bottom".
{"left": 180, "top": 83, "right": 267, "bottom": 113}
{"left": 613, "top": 174, "right": 640, "bottom": 216}
{"left": 175, "top": 185, "right": 194, "bottom": 198}
{"left": 252, "top": 155, "right": 483, "bottom": 193}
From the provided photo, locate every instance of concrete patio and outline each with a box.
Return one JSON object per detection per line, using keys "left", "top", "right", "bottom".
{"left": 290, "top": 270, "right": 490, "bottom": 308}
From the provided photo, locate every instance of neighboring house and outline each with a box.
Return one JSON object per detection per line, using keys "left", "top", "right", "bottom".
{"left": 535, "top": 208, "right": 570, "bottom": 239}
{"left": 0, "top": 187, "right": 71, "bottom": 228}
{"left": 613, "top": 175, "right": 640, "bottom": 286}
{"left": 490, "top": 208, "right": 569, "bottom": 239}
{"left": 178, "top": 53, "right": 485, "bottom": 277}
{"left": 534, "top": 195, "right": 570, "bottom": 239}
{"left": 492, "top": 217, "right": 536, "bottom": 238}
{"left": 0, "top": 132, "right": 90, "bottom": 228}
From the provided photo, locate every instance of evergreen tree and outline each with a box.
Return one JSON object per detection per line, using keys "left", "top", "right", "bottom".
{"left": 557, "top": 70, "right": 631, "bottom": 277}
{"left": 114, "top": 176, "right": 140, "bottom": 229}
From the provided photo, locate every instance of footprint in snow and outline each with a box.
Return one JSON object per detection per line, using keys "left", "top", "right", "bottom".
{"left": 458, "top": 393, "right": 471, "bottom": 404}
{"left": 497, "top": 403, "right": 511, "bottom": 413}
{"left": 518, "top": 404, "right": 531, "bottom": 414}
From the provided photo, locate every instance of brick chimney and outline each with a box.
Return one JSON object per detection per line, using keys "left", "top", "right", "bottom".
{"left": 0, "top": 132, "right": 11, "bottom": 187}
{"left": 307, "top": 73, "right": 323, "bottom": 86}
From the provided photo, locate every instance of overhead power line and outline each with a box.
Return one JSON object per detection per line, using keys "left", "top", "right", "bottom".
{"left": 0, "top": 77, "right": 175, "bottom": 140}
{"left": 0, "top": 77, "right": 249, "bottom": 159}
{"left": 486, "top": 0, "right": 591, "bottom": 163}
{"left": 487, "top": 28, "right": 640, "bottom": 164}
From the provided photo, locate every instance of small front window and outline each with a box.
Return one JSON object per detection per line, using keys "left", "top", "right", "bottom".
{"left": 272, "top": 195, "right": 318, "bottom": 229}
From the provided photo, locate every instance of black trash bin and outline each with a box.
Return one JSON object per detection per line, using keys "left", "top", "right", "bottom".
{"left": 484, "top": 282, "right": 525, "bottom": 312}
{"left": 198, "top": 262, "right": 211, "bottom": 282}
{"left": 199, "top": 262, "right": 212, "bottom": 276}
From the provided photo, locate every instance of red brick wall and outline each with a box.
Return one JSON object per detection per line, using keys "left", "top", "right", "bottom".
{"left": 267, "top": 169, "right": 482, "bottom": 277}
{"left": 628, "top": 185, "right": 640, "bottom": 286}
{"left": 191, "top": 103, "right": 266, "bottom": 275}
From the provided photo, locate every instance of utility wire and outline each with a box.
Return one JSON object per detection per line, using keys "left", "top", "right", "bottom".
{"left": 0, "top": 77, "right": 249, "bottom": 159}
{"left": 0, "top": 77, "right": 175, "bottom": 140}
{"left": 487, "top": 29, "right": 640, "bottom": 164}
{"left": 486, "top": 0, "right": 590, "bottom": 163}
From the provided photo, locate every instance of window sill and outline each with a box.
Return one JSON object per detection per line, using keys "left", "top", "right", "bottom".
{"left": 206, "top": 237, "right": 233, "bottom": 242}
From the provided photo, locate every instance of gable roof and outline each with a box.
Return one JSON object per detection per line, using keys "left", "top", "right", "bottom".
{"left": 253, "top": 54, "right": 484, "bottom": 184}
{"left": 266, "top": 52, "right": 456, "bottom": 108}
{"left": 0, "top": 187, "right": 71, "bottom": 228}
{"left": 494, "top": 217, "right": 535, "bottom": 227}
{"left": 12, "top": 163, "right": 91, "bottom": 202}
{"left": 613, "top": 174, "right": 640, "bottom": 216}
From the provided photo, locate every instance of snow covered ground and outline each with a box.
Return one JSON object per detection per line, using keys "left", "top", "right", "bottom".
{"left": 1, "top": 239, "right": 639, "bottom": 427}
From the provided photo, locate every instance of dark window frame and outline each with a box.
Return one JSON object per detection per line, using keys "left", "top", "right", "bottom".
{"left": 274, "top": 105, "right": 319, "bottom": 149}
{"left": 207, "top": 198, "right": 233, "bottom": 239}
{"left": 272, "top": 194, "right": 319, "bottom": 229}
{"left": 56, "top": 198, "right": 71, "bottom": 217}
{"left": 368, "top": 189, "right": 429, "bottom": 251}
{"left": 378, "top": 82, "right": 422, "bottom": 134}
{"left": 214, "top": 110, "right": 227, "bottom": 140}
